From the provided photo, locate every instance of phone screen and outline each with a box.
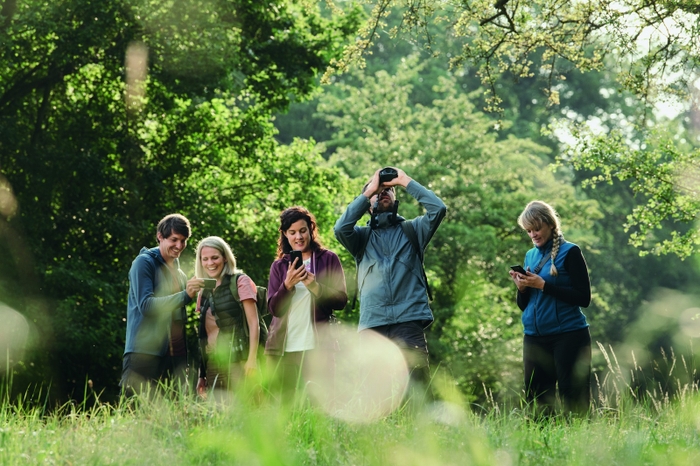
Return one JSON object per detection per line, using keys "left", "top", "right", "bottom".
{"left": 203, "top": 278, "right": 217, "bottom": 289}
{"left": 510, "top": 265, "right": 527, "bottom": 275}
{"left": 290, "top": 251, "right": 304, "bottom": 269}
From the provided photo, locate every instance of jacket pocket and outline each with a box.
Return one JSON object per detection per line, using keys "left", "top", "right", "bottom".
{"left": 358, "top": 259, "right": 376, "bottom": 295}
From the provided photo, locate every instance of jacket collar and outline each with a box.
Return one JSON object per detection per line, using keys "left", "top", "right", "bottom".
{"left": 536, "top": 238, "right": 553, "bottom": 254}
{"left": 370, "top": 212, "right": 406, "bottom": 229}
{"left": 142, "top": 246, "right": 180, "bottom": 269}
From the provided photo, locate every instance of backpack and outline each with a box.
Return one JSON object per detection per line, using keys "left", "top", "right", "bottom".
{"left": 229, "top": 273, "right": 269, "bottom": 348}
{"left": 351, "top": 220, "right": 433, "bottom": 308}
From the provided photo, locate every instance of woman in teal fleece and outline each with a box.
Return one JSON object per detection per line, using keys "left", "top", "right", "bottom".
{"left": 509, "top": 200, "right": 592, "bottom": 415}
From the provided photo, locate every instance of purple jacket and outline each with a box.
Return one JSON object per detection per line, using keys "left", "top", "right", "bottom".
{"left": 265, "top": 248, "right": 347, "bottom": 356}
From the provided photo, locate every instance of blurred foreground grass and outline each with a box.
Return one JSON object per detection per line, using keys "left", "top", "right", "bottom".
{"left": 2, "top": 384, "right": 700, "bottom": 466}
{"left": 2, "top": 336, "right": 700, "bottom": 465}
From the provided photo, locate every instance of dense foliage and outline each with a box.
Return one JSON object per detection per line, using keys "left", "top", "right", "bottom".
{"left": 1, "top": 0, "right": 699, "bottom": 406}
{"left": 275, "top": 5, "right": 700, "bottom": 400}
{"left": 327, "top": 0, "right": 700, "bottom": 257}
{"left": 0, "top": 0, "right": 361, "bottom": 401}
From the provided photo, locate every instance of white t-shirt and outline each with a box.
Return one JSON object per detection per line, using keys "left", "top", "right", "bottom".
{"left": 284, "top": 258, "right": 316, "bottom": 352}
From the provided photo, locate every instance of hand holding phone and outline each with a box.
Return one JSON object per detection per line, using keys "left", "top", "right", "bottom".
{"left": 510, "top": 265, "right": 527, "bottom": 275}
{"left": 290, "top": 250, "right": 304, "bottom": 269}
{"left": 202, "top": 278, "right": 217, "bottom": 290}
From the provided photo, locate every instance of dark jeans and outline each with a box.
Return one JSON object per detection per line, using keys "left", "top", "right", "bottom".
{"left": 523, "top": 327, "right": 591, "bottom": 415}
{"left": 365, "top": 321, "right": 430, "bottom": 388}
{"left": 120, "top": 352, "right": 188, "bottom": 396}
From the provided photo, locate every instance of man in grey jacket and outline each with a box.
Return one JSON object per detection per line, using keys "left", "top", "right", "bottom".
{"left": 121, "top": 214, "right": 204, "bottom": 394}
{"left": 334, "top": 167, "right": 446, "bottom": 389}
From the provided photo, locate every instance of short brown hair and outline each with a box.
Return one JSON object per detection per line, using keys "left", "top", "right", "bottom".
{"left": 156, "top": 214, "right": 191, "bottom": 240}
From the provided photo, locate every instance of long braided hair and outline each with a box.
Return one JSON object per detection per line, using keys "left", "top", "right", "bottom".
{"left": 517, "top": 200, "right": 564, "bottom": 276}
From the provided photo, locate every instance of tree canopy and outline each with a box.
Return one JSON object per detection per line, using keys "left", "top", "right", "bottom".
{"left": 2, "top": 0, "right": 699, "bottom": 405}
{"left": 0, "top": 0, "right": 361, "bottom": 400}
{"left": 276, "top": 4, "right": 700, "bottom": 400}
{"left": 327, "top": 0, "right": 700, "bottom": 257}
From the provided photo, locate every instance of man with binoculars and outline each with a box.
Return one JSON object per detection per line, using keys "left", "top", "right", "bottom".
{"left": 334, "top": 167, "right": 447, "bottom": 395}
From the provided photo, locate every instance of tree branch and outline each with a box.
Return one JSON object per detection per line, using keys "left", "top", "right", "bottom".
{"left": 479, "top": 0, "right": 513, "bottom": 28}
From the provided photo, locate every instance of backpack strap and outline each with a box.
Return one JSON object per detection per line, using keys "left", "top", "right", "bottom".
{"left": 532, "top": 239, "right": 565, "bottom": 274}
{"left": 196, "top": 289, "right": 210, "bottom": 378}
{"left": 228, "top": 273, "right": 247, "bottom": 338}
{"left": 400, "top": 221, "right": 433, "bottom": 301}
{"left": 229, "top": 273, "right": 267, "bottom": 343}
{"left": 532, "top": 252, "right": 551, "bottom": 274}
{"left": 229, "top": 273, "right": 243, "bottom": 303}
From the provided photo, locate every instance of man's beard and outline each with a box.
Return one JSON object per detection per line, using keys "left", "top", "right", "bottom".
{"left": 375, "top": 199, "right": 393, "bottom": 213}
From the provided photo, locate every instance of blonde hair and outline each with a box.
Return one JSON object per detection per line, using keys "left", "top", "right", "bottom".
{"left": 194, "top": 236, "right": 242, "bottom": 278}
{"left": 517, "top": 200, "right": 564, "bottom": 276}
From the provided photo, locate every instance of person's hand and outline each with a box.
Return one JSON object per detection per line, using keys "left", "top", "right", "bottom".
{"left": 186, "top": 277, "right": 205, "bottom": 298}
{"left": 284, "top": 259, "right": 308, "bottom": 290}
{"left": 363, "top": 169, "right": 382, "bottom": 199}
{"left": 196, "top": 377, "right": 207, "bottom": 399}
{"left": 301, "top": 270, "right": 320, "bottom": 294}
{"left": 509, "top": 269, "right": 528, "bottom": 292}
{"left": 510, "top": 268, "right": 545, "bottom": 291}
{"left": 244, "top": 359, "right": 258, "bottom": 377}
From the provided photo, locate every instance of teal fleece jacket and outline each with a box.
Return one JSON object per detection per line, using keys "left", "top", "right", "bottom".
{"left": 123, "top": 247, "right": 192, "bottom": 356}
{"left": 518, "top": 240, "right": 591, "bottom": 336}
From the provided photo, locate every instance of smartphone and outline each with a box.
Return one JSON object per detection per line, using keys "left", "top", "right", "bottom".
{"left": 290, "top": 250, "right": 304, "bottom": 269}
{"left": 202, "top": 278, "right": 217, "bottom": 289}
{"left": 510, "top": 265, "right": 527, "bottom": 275}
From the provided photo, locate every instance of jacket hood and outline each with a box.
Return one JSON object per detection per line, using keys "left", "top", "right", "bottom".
{"left": 139, "top": 246, "right": 180, "bottom": 268}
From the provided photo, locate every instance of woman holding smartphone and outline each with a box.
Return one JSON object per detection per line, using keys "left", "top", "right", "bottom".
{"left": 194, "top": 236, "right": 262, "bottom": 395}
{"left": 508, "top": 200, "right": 592, "bottom": 416}
{"left": 265, "top": 206, "right": 348, "bottom": 399}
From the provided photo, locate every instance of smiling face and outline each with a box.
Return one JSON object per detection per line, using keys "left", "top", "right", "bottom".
{"left": 199, "top": 246, "right": 225, "bottom": 279}
{"left": 284, "top": 219, "right": 311, "bottom": 254}
{"left": 369, "top": 187, "right": 396, "bottom": 213}
{"left": 526, "top": 222, "right": 554, "bottom": 248}
{"left": 157, "top": 232, "right": 187, "bottom": 265}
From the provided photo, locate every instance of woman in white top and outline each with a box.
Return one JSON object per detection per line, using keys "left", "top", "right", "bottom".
{"left": 265, "top": 206, "right": 348, "bottom": 399}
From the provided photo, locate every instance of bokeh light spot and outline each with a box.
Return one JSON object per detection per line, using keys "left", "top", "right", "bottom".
{"left": 305, "top": 324, "right": 409, "bottom": 423}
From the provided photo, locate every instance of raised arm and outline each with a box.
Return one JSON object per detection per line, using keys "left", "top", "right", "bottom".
{"left": 404, "top": 180, "right": 447, "bottom": 248}
{"left": 334, "top": 195, "right": 372, "bottom": 258}
{"left": 130, "top": 255, "right": 192, "bottom": 317}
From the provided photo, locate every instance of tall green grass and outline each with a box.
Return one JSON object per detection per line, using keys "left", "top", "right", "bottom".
{"left": 2, "top": 347, "right": 700, "bottom": 466}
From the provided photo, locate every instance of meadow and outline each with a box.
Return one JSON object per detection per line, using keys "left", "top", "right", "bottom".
{"left": 2, "top": 346, "right": 700, "bottom": 466}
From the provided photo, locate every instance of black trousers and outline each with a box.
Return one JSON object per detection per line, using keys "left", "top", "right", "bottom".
{"left": 120, "top": 352, "right": 188, "bottom": 395}
{"left": 523, "top": 327, "right": 591, "bottom": 415}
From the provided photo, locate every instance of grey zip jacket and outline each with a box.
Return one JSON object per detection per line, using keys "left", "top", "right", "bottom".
{"left": 334, "top": 180, "right": 446, "bottom": 331}
{"left": 124, "top": 247, "right": 191, "bottom": 356}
